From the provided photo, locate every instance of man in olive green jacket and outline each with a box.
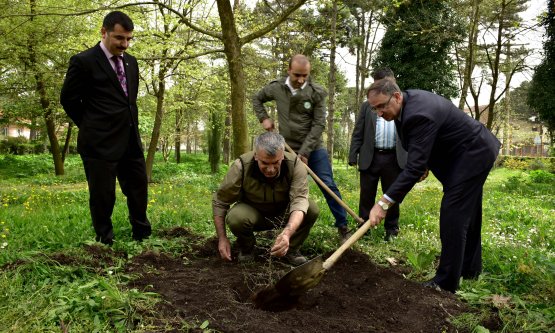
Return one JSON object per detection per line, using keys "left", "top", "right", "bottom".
{"left": 252, "top": 54, "right": 350, "bottom": 243}
{"left": 212, "top": 132, "right": 319, "bottom": 266}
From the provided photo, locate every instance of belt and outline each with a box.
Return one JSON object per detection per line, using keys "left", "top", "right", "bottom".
{"left": 375, "top": 148, "right": 396, "bottom": 152}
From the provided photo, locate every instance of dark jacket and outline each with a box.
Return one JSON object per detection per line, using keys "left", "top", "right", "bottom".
{"left": 349, "top": 101, "right": 407, "bottom": 171}
{"left": 60, "top": 43, "right": 142, "bottom": 160}
{"left": 387, "top": 90, "right": 501, "bottom": 203}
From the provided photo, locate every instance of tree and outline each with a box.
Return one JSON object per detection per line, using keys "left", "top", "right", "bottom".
{"left": 132, "top": 1, "right": 208, "bottom": 180}
{"left": 479, "top": 0, "right": 529, "bottom": 129}
{"left": 454, "top": 0, "right": 484, "bottom": 110}
{"left": 137, "top": 0, "right": 309, "bottom": 158}
{"left": 528, "top": 0, "right": 555, "bottom": 145}
{"left": 0, "top": 0, "right": 95, "bottom": 175}
{"left": 373, "top": 0, "right": 465, "bottom": 98}
{"left": 343, "top": 0, "right": 384, "bottom": 115}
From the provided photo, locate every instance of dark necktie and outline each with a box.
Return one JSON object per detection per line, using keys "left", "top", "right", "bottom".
{"left": 112, "top": 55, "right": 128, "bottom": 96}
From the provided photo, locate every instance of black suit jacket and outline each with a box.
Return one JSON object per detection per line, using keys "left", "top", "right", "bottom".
{"left": 349, "top": 101, "right": 407, "bottom": 170}
{"left": 387, "top": 90, "right": 501, "bottom": 203}
{"left": 60, "top": 43, "right": 142, "bottom": 160}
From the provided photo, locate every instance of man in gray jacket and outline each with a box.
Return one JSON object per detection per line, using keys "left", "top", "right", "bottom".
{"left": 253, "top": 54, "right": 351, "bottom": 243}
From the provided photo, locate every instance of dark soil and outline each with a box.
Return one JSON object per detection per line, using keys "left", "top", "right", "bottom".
{"left": 126, "top": 227, "right": 475, "bottom": 333}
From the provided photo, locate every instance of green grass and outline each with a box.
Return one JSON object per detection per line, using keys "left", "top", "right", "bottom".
{"left": 0, "top": 153, "right": 554, "bottom": 332}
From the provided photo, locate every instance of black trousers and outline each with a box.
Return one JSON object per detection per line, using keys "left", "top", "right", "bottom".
{"left": 358, "top": 150, "right": 402, "bottom": 231}
{"left": 434, "top": 169, "right": 491, "bottom": 292}
{"left": 81, "top": 144, "right": 151, "bottom": 243}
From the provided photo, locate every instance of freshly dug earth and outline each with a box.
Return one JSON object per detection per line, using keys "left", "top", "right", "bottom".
{"left": 126, "top": 228, "right": 474, "bottom": 333}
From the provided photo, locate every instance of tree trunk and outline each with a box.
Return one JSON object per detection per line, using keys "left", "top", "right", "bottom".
{"left": 146, "top": 74, "right": 166, "bottom": 181}
{"left": 208, "top": 111, "right": 223, "bottom": 173}
{"left": 223, "top": 105, "right": 232, "bottom": 164}
{"left": 62, "top": 122, "right": 73, "bottom": 162}
{"left": 326, "top": 0, "right": 338, "bottom": 163}
{"left": 216, "top": 0, "right": 249, "bottom": 158}
{"left": 28, "top": 0, "right": 63, "bottom": 175}
{"left": 486, "top": 0, "right": 508, "bottom": 130}
{"left": 457, "top": 0, "right": 481, "bottom": 110}
{"left": 175, "top": 108, "right": 182, "bottom": 163}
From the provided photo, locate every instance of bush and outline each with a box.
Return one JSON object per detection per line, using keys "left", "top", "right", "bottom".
{"left": 0, "top": 136, "right": 31, "bottom": 154}
{"left": 529, "top": 169, "right": 555, "bottom": 183}
{"left": 497, "top": 155, "right": 554, "bottom": 172}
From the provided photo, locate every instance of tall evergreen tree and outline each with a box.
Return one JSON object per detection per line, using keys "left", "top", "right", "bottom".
{"left": 373, "top": 0, "right": 465, "bottom": 98}
{"left": 528, "top": 0, "right": 555, "bottom": 145}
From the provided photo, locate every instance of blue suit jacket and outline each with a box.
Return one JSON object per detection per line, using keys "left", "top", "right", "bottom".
{"left": 387, "top": 90, "right": 501, "bottom": 203}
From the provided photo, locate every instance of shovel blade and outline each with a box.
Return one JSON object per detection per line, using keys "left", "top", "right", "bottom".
{"left": 275, "top": 255, "right": 325, "bottom": 296}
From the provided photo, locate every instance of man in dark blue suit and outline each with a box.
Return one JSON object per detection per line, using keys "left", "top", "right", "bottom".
{"left": 60, "top": 11, "right": 151, "bottom": 245}
{"left": 367, "top": 78, "right": 500, "bottom": 292}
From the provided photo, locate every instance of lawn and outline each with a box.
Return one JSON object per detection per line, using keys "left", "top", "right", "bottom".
{"left": 0, "top": 153, "right": 553, "bottom": 332}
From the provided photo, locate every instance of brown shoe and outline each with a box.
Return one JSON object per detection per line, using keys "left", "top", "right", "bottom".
{"left": 337, "top": 225, "right": 352, "bottom": 244}
{"left": 283, "top": 250, "right": 308, "bottom": 266}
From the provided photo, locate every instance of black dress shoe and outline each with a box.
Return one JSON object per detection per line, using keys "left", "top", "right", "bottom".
{"left": 95, "top": 236, "right": 114, "bottom": 246}
{"left": 421, "top": 280, "right": 443, "bottom": 291}
{"left": 384, "top": 229, "right": 399, "bottom": 242}
{"left": 132, "top": 233, "right": 150, "bottom": 242}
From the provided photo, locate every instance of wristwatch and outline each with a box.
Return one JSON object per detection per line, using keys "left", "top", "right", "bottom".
{"left": 377, "top": 200, "right": 390, "bottom": 211}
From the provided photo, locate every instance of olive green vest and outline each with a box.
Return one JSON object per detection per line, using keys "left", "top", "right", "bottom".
{"left": 238, "top": 151, "right": 298, "bottom": 217}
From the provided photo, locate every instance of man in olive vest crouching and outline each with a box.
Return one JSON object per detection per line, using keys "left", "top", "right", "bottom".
{"left": 212, "top": 132, "right": 319, "bottom": 266}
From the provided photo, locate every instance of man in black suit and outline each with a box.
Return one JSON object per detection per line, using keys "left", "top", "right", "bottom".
{"left": 60, "top": 11, "right": 151, "bottom": 245}
{"left": 367, "top": 78, "right": 500, "bottom": 293}
{"left": 349, "top": 68, "right": 407, "bottom": 241}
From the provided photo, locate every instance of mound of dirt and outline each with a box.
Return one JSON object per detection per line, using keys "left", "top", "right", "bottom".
{"left": 126, "top": 231, "right": 472, "bottom": 333}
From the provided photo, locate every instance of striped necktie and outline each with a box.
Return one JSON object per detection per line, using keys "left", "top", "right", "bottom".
{"left": 112, "top": 55, "right": 128, "bottom": 96}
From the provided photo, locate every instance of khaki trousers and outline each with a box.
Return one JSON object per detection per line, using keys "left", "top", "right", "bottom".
{"left": 226, "top": 198, "right": 319, "bottom": 252}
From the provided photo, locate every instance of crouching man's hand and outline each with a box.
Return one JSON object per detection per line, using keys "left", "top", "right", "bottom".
{"left": 271, "top": 232, "right": 290, "bottom": 257}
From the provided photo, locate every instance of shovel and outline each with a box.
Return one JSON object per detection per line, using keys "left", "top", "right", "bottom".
{"left": 252, "top": 217, "right": 374, "bottom": 307}
{"left": 284, "top": 143, "right": 365, "bottom": 225}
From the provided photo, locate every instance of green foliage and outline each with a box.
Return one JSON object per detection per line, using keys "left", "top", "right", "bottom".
{"left": 0, "top": 154, "right": 554, "bottom": 331}
{"left": 529, "top": 169, "right": 555, "bottom": 183}
{"left": 528, "top": 0, "right": 555, "bottom": 143}
{"left": 0, "top": 257, "right": 157, "bottom": 332}
{"left": 497, "top": 156, "right": 555, "bottom": 172}
{"left": 499, "top": 81, "right": 536, "bottom": 121}
{"left": 406, "top": 250, "right": 436, "bottom": 274}
{"left": 0, "top": 137, "right": 52, "bottom": 155}
{"left": 373, "top": 0, "right": 464, "bottom": 98}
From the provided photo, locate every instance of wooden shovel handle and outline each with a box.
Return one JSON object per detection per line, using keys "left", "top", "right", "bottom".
{"left": 323, "top": 219, "right": 373, "bottom": 270}
{"left": 284, "top": 143, "right": 365, "bottom": 225}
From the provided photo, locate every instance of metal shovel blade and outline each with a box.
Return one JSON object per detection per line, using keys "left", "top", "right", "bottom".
{"left": 253, "top": 219, "right": 374, "bottom": 307}
{"left": 274, "top": 255, "right": 325, "bottom": 296}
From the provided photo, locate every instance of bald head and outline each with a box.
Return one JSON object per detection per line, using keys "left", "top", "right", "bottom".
{"left": 287, "top": 54, "right": 311, "bottom": 89}
{"left": 289, "top": 54, "right": 310, "bottom": 69}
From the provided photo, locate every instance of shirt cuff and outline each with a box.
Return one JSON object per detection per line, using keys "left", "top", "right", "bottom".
{"left": 383, "top": 194, "right": 396, "bottom": 204}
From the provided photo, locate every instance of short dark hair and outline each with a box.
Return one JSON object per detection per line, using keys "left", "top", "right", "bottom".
{"left": 103, "top": 11, "right": 134, "bottom": 32}
{"left": 367, "top": 77, "right": 401, "bottom": 98}
{"left": 371, "top": 68, "right": 395, "bottom": 81}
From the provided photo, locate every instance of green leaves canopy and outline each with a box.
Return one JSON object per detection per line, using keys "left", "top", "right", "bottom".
{"left": 373, "top": 0, "right": 465, "bottom": 98}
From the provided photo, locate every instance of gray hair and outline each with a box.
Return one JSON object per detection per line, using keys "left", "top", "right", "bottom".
{"left": 367, "top": 77, "right": 401, "bottom": 98}
{"left": 254, "top": 132, "right": 285, "bottom": 156}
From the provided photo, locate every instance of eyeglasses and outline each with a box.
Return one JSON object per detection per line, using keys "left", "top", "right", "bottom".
{"left": 371, "top": 95, "right": 393, "bottom": 113}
